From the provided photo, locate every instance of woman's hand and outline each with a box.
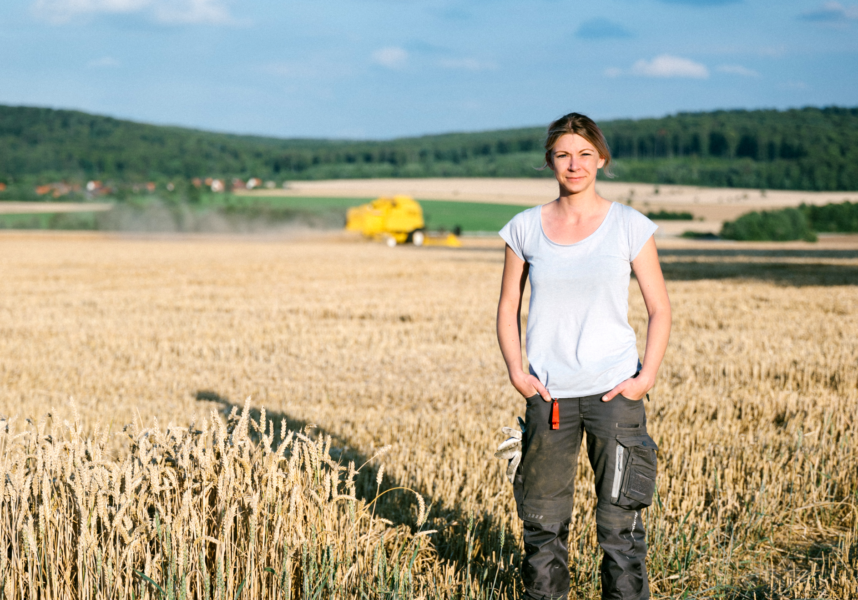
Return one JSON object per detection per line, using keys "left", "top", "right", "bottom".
{"left": 511, "top": 371, "right": 552, "bottom": 402}
{"left": 601, "top": 372, "right": 654, "bottom": 402}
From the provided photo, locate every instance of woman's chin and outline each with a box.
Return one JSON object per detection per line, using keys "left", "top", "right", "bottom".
{"left": 558, "top": 180, "right": 594, "bottom": 195}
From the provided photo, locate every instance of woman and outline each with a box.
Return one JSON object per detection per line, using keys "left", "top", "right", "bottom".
{"left": 496, "top": 113, "right": 671, "bottom": 600}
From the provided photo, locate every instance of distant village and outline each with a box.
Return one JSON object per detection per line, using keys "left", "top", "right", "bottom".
{"left": 191, "top": 177, "right": 280, "bottom": 193}
{"left": 0, "top": 177, "right": 284, "bottom": 200}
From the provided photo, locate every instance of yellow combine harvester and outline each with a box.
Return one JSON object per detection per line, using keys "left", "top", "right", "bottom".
{"left": 345, "top": 195, "right": 461, "bottom": 247}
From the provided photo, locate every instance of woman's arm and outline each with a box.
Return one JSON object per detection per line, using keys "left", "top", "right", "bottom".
{"left": 602, "top": 236, "right": 672, "bottom": 401}
{"left": 497, "top": 245, "right": 552, "bottom": 402}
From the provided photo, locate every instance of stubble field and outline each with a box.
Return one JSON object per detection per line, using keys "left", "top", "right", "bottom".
{"left": 0, "top": 231, "right": 856, "bottom": 599}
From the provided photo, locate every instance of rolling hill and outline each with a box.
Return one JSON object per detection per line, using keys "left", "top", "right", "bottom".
{"left": 1, "top": 104, "right": 856, "bottom": 191}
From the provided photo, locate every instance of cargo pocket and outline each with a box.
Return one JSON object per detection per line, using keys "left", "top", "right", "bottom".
{"left": 610, "top": 435, "right": 658, "bottom": 510}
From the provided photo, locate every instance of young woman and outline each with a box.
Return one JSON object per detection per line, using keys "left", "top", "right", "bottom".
{"left": 496, "top": 113, "right": 671, "bottom": 600}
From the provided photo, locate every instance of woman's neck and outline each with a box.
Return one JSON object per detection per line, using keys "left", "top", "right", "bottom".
{"left": 555, "top": 183, "right": 606, "bottom": 217}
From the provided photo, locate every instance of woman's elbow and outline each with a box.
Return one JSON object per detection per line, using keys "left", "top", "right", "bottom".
{"left": 650, "top": 300, "right": 672, "bottom": 323}
{"left": 497, "top": 292, "right": 520, "bottom": 315}
{"left": 497, "top": 302, "right": 518, "bottom": 324}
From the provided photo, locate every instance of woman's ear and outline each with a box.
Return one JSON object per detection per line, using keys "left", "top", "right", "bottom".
{"left": 546, "top": 153, "right": 555, "bottom": 172}
{"left": 597, "top": 156, "right": 606, "bottom": 169}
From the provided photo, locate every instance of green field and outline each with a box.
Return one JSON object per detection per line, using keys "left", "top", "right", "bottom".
{"left": 0, "top": 211, "right": 101, "bottom": 230}
{"left": 212, "top": 195, "right": 529, "bottom": 232}
{"left": 206, "top": 195, "right": 372, "bottom": 211}
{"left": 0, "top": 196, "right": 529, "bottom": 233}
{"left": 419, "top": 200, "right": 527, "bottom": 232}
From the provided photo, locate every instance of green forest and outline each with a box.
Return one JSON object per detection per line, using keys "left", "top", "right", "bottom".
{"left": 718, "top": 201, "right": 858, "bottom": 241}
{"left": 1, "top": 104, "right": 857, "bottom": 192}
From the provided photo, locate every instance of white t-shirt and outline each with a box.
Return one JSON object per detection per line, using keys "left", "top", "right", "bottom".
{"left": 499, "top": 202, "right": 658, "bottom": 397}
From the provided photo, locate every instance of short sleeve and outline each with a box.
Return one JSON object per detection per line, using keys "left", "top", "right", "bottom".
{"left": 626, "top": 207, "right": 658, "bottom": 261}
{"left": 499, "top": 211, "right": 528, "bottom": 261}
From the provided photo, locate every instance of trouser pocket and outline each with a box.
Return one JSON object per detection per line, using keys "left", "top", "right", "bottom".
{"left": 611, "top": 435, "right": 658, "bottom": 510}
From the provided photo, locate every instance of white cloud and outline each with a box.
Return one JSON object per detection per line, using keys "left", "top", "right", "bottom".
{"left": 372, "top": 47, "right": 408, "bottom": 69}
{"left": 153, "top": 0, "right": 232, "bottom": 24}
{"left": 33, "top": 0, "right": 236, "bottom": 25}
{"left": 716, "top": 64, "right": 759, "bottom": 77}
{"left": 630, "top": 54, "right": 709, "bottom": 78}
{"left": 87, "top": 56, "right": 121, "bottom": 68}
{"left": 35, "top": 0, "right": 148, "bottom": 22}
{"left": 606, "top": 54, "right": 709, "bottom": 79}
{"left": 438, "top": 57, "right": 497, "bottom": 71}
{"left": 800, "top": 2, "right": 858, "bottom": 22}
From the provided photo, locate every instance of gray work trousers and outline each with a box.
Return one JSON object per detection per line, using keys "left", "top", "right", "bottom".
{"left": 513, "top": 390, "right": 658, "bottom": 600}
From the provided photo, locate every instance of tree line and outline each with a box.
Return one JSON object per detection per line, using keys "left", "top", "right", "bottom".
{"left": 719, "top": 201, "right": 858, "bottom": 241}
{"left": 0, "top": 105, "right": 856, "bottom": 192}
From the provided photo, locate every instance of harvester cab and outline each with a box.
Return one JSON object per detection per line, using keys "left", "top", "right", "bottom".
{"left": 345, "top": 195, "right": 461, "bottom": 247}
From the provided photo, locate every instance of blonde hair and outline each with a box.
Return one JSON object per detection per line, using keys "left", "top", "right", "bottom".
{"left": 543, "top": 112, "right": 613, "bottom": 178}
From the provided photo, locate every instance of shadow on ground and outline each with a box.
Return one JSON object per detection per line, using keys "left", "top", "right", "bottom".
{"left": 454, "top": 246, "right": 858, "bottom": 286}
{"left": 658, "top": 259, "right": 858, "bottom": 286}
{"left": 656, "top": 248, "right": 858, "bottom": 286}
{"left": 194, "top": 390, "right": 519, "bottom": 591}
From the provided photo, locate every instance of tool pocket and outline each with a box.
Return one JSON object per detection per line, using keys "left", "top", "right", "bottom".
{"left": 611, "top": 435, "right": 658, "bottom": 510}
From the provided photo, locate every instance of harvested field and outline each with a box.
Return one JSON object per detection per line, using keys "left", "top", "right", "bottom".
{"left": 242, "top": 178, "right": 858, "bottom": 223}
{"left": 0, "top": 231, "right": 856, "bottom": 599}
{"left": 0, "top": 202, "right": 114, "bottom": 215}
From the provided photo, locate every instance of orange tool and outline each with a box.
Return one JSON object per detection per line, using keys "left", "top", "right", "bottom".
{"left": 551, "top": 398, "right": 559, "bottom": 430}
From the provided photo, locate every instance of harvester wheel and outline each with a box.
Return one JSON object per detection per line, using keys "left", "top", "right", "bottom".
{"left": 385, "top": 236, "right": 397, "bottom": 248}
{"left": 411, "top": 230, "right": 425, "bottom": 246}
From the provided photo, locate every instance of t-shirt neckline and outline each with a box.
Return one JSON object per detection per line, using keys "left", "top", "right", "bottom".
{"left": 538, "top": 201, "right": 616, "bottom": 248}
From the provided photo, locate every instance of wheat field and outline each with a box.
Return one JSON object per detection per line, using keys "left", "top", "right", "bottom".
{"left": 0, "top": 231, "right": 856, "bottom": 599}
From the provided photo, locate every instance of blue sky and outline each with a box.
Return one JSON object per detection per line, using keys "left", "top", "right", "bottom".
{"left": 1, "top": 0, "right": 856, "bottom": 138}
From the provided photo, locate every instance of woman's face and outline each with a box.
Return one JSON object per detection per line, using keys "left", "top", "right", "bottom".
{"left": 549, "top": 133, "right": 605, "bottom": 195}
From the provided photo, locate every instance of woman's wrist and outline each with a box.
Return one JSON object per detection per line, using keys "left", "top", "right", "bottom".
{"left": 636, "top": 369, "right": 656, "bottom": 389}
{"left": 509, "top": 369, "right": 528, "bottom": 385}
